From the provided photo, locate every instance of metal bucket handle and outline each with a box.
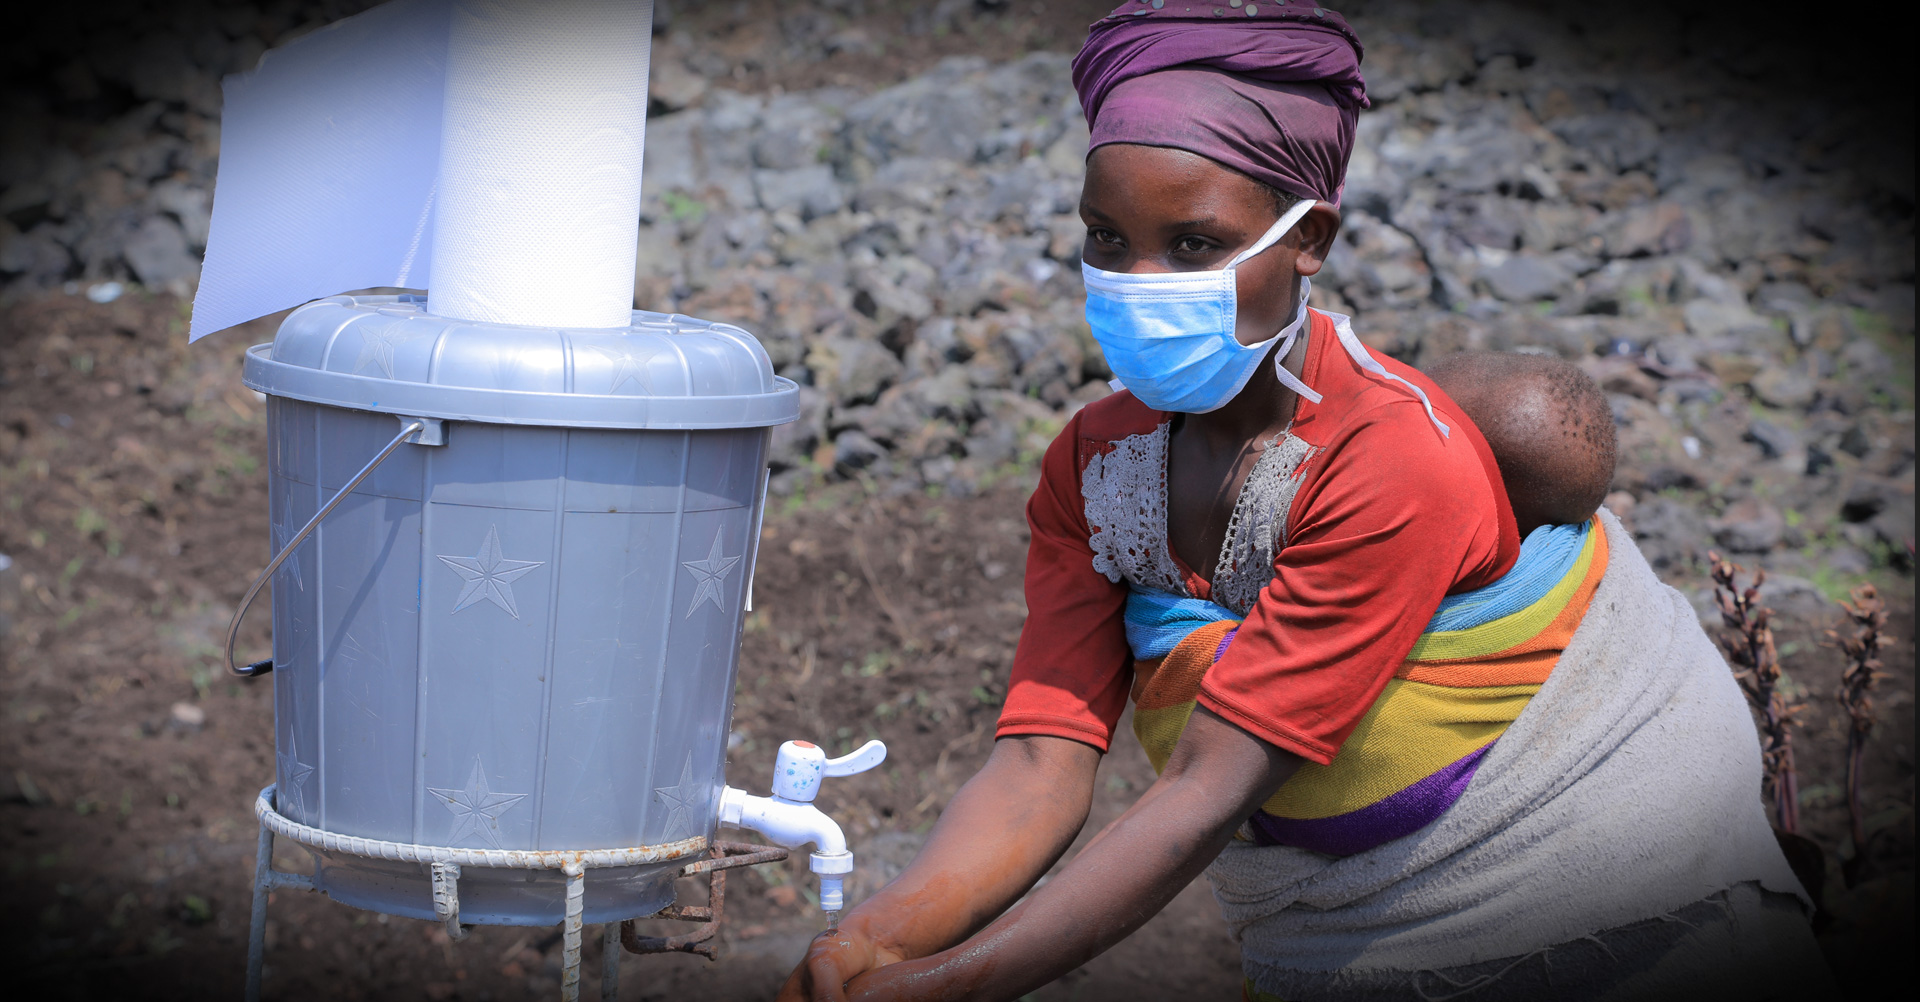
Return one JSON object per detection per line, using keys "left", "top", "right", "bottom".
{"left": 225, "top": 416, "right": 446, "bottom": 677}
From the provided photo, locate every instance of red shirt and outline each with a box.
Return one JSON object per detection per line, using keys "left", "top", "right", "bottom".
{"left": 997, "top": 311, "right": 1519, "bottom": 765}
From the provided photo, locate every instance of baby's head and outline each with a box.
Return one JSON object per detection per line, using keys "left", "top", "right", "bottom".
{"left": 1425, "top": 352, "right": 1616, "bottom": 536}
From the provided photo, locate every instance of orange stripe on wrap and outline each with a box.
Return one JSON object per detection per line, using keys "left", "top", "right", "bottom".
{"left": 1133, "top": 619, "right": 1238, "bottom": 710}
{"left": 1394, "top": 525, "right": 1609, "bottom": 687}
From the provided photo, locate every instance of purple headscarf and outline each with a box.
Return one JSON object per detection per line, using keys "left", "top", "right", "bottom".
{"left": 1073, "top": 2, "right": 1368, "bottom": 205}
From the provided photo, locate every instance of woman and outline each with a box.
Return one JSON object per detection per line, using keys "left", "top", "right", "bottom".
{"left": 781, "top": 6, "right": 1824, "bottom": 1000}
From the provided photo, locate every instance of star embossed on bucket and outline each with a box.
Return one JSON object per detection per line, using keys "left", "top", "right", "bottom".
{"left": 438, "top": 525, "right": 545, "bottom": 618}
{"left": 681, "top": 531, "right": 741, "bottom": 618}
{"left": 430, "top": 760, "right": 529, "bottom": 850}
{"left": 653, "top": 754, "right": 706, "bottom": 841}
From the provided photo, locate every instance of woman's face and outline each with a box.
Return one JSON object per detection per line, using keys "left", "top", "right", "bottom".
{"left": 1080, "top": 143, "right": 1341, "bottom": 347}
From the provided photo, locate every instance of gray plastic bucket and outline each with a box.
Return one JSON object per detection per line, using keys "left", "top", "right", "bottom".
{"left": 243, "top": 295, "right": 798, "bottom": 925}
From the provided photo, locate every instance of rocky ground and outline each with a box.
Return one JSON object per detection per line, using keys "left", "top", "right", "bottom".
{"left": 1, "top": 0, "right": 1914, "bottom": 999}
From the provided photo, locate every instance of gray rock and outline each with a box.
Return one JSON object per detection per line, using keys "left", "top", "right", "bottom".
{"left": 0, "top": 222, "right": 73, "bottom": 283}
{"left": 1712, "top": 498, "right": 1786, "bottom": 553}
{"left": 1838, "top": 338, "right": 1893, "bottom": 384}
{"left": 1365, "top": 36, "right": 1476, "bottom": 102}
{"left": 911, "top": 365, "right": 976, "bottom": 421}
{"left": 111, "top": 135, "right": 187, "bottom": 184}
{"left": 1601, "top": 202, "right": 1692, "bottom": 258}
{"left": 695, "top": 90, "right": 766, "bottom": 171}
{"left": 1675, "top": 258, "right": 1749, "bottom": 306}
{"left": 1550, "top": 113, "right": 1660, "bottom": 174}
{"left": 1745, "top": 418, "right": 1801, "bottom": 460}
{"left": 844, "top": 59, "right": 1000, "bottom": 166}
{"left": 1012, "top": 324, "right": 1088, "bottom": 396}
{"left": 722, "top": 211, "right": 771, "bottom": 255}
{"left": 148, "top": 177, "right": 211, "bottom": 248}
{"left": 1703, "top": 188, "right": 1805, "bottom": 264}
{"left": 1754, "top": 574, "right": 1831, "bottom": 625}
{"left": 1043, "top": 213, "right": 1086, "bottom": 262}
{"left": 1647, "top": 335, "right": 1708, "bottom": 373}
{"left": 1750, "top": 367, "right": 1817, "bottom": 411}
{"left": 1826, "top": 547, "right": 1874, "bottom": 576}
{"left": 902, "top": 317, "right": 965, "bottom": 379}
{"left": 832, "top": 429, "right": 888, "bottom": 473}
{"left": 754, "top": 165, "right": 845, "bottom": 221}
{"left": 841, "top": 54, "right": 1074, "bottom": 169}
{"left": 854, "top": 157, "right": 967, "bottom": 213}
{"left": 1840, "top": 476, "right": 1910, "bottom": 525}
{"left": 844, "top": 385, "right": 962, "bottom": 460}
{"left": 1041, "top": 118, "right": 1090, "bottom": 179}
{"left": 1631, "top": 495, "right": 1711, "bottom": 568}
{"left": 648, "top": 58, "right": 710, "bottom": 113}
{"left": 1683, "top": 299, "right": 1769, "bottom": 339}
{"left": 633, "top": 220, "right": 685, "bottom": 287}
{"left": 852, "top": 256, "right": 937, "bottom": 326}
{"left": 1484, "top": 254, "right": 1572, "bottom": 302}
{"left": 121, "top": 215, "right": 198, "bottom": 292}
{"left": 971, "top": 388, "right": 1058, "bottom": 444}
{"left": 1870, "top": 504, "right": 1914, "bottom": 550}
{"left": 1327, "top": 211, "right": 1433, "bottom": 311}
{"left": 960, "top": 418, "right": 1018, "bottom": 468}
{"left": 752, "top": 94, "right": 843, "bottom": 171}
{"left": 639, "top": 112, "right": 700, "bottom": 200}
{"left": 808, "top": 335, "right": 903, "bottom": 406}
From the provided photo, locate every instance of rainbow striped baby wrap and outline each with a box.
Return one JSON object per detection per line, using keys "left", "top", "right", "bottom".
{"left": 1127, "top": 516, "right": 1609, "bottom": 857}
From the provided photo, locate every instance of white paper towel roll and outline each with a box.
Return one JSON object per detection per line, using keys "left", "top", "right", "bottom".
{"left": 426, "top": 0, "right": 653, "bottom": 329}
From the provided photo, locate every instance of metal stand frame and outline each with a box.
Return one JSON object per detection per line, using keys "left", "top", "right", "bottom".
{"left": 245, "top": 786, "right": 788, "bottom": 1001}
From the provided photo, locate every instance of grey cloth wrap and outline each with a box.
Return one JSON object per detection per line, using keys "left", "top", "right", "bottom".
{"left": 1209, "top": 510, "right": 1836, "bottom": 1000}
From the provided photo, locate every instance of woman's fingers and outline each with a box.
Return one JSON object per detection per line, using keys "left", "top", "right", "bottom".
{"left": 774, "top": 965, "right": 814, "bottom": 1002}
{"left": 805, "top": 932, "right": 868, "bottom": 1002}
{"left": 807, "top": 957, "right": 854, "bottom": 1002}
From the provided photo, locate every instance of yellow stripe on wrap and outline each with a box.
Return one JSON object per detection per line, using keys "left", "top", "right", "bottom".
{"left": 1132, "top": 681, "right": 1539, "bottom": 820}
{"left": 1132, "top": 700, "right": 1197, "bottom": 775}
{"left": 1257, "top": 680, "right": 1538, "bottom": 819}
{"left": 1405, "top": 525, "right": 1598, "bottom": 662}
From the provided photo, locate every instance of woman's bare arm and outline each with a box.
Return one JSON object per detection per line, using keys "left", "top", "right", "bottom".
{"left": 843, "top": 706, "right": 1300, "bottom": 1002}
{"left": 778, "top": 733, "right": 1103, "bottom": 1001}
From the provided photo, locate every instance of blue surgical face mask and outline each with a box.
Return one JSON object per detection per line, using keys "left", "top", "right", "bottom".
{"left": 1083, "top": 198, "right": 1320, "bottom": 414}
{"left": 1083, "top": 201, "right": 1452, "bottom": 436}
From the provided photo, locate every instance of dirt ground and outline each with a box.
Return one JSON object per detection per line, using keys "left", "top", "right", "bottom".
{"left": 0, "top": 292, "right": 1910, "bottom": 1001}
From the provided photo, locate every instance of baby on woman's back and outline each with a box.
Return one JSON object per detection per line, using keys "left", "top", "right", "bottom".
{"left": 1425, "top": 351, "right": 1618, "bottom": 537}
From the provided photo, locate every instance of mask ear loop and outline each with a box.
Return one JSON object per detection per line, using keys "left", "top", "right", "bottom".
{"left": 1227, "top": 198, "right": 1319, "bottom": 270}
{"left": 1221, "top": 199, "right": 1452, "bottom": 438}
{"left": 1269, "top": 277, "right": 1321, "bottom": 405}
{"left": 1329, "top": 318, "right": 1451, "bottom": 437}
{"left": 1226, "top": 199, "right": 1322, "bottom": 405}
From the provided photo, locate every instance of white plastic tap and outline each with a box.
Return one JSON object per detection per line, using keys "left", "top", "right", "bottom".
{"left": 718, "top": 738, "right": 887, "bottom": 920}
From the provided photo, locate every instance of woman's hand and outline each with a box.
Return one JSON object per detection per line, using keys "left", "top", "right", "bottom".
{"left": 775, "top": 917, "right": 907, "bottom": 1002}
{"left": 828, "top": 707, "right": 1302, "bottom": 1002}
{"left": 773, "top": 735, "right": 1103, "bottom": 1002}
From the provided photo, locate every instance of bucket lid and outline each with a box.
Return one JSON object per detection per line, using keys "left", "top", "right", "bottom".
{"left": 243, "top": 294, "right": 799, "bottom": 430}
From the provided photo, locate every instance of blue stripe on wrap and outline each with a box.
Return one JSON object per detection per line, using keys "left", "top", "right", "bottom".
{"left": 1425, "top": 521, "right": 1588, "bottom": 632}
{"left": 1120, "top": 521, "right": 1592, "bottom": 663}
{"left": 1124, "top": 587, "right": 1238, "bottom": 660}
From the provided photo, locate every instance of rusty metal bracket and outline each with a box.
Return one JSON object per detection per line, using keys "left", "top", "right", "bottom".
{"left": 620, "top": 841, "right": 789, "bottom": 960}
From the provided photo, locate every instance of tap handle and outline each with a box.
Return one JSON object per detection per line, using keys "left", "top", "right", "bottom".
{"left": 771, "top": 739, "right": 888, "bottom": 802}
{"left": 824, "top": 739, "right": 887, "bottom": 778}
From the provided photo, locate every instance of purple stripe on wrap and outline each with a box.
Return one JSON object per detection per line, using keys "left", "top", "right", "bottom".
{"left": 1213, "top": 627, "right": 1239, "bottom": 662}
{"left": 1247, "top": 743, "right": 1493, "bottom": 857}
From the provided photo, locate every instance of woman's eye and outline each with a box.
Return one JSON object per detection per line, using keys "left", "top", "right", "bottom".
{"left": 1174, "top": 236, "right": 1213, "bottom": 254}
{"left": 1089, "top": 228, "right": 1122, "bottom": 246}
